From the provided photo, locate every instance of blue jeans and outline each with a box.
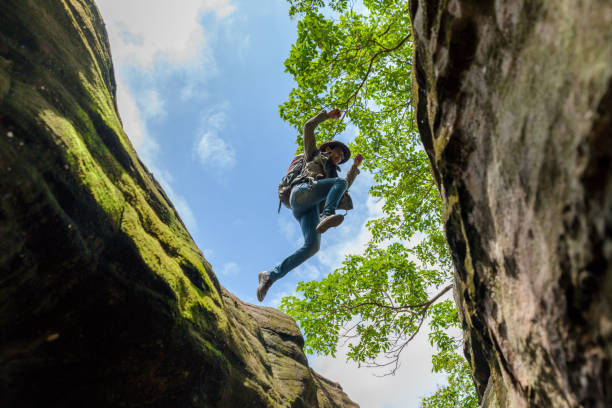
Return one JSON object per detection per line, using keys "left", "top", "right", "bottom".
{"left": 269, "top": 177, "right": 348, "bottom": 282}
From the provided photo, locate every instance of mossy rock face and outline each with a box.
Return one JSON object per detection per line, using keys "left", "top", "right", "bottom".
{"left": 0, "top": 1, "right": 357, "bottom": 407}
{"left": 409, "top": 0, "right": 612, "bottom": 407}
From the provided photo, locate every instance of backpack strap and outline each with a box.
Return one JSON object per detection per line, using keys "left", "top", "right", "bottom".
{"left": 277, "top": 199, "right": 282, "bottom": 214}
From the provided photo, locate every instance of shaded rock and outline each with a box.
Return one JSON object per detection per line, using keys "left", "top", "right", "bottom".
{"left": 409, "top": 0, "right": 612, "bottom": 407}
{"left": 0, "top": 1, "right": 357, "bottom": 406}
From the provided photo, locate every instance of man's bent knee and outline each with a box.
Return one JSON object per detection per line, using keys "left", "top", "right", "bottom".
{"left": 304, "top": 238, "right": 320, "bottom": 258}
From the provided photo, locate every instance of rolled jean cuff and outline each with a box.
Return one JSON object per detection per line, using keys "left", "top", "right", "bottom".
{"left": 268, "top": 265, "right": 282, "bottom": 282}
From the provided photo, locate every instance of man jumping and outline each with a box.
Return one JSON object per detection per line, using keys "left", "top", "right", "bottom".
{"left": 257, "top": 108, "right": 363, "bottom": 301}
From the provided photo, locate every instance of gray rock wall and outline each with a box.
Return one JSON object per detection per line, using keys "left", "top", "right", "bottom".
{"left": 409, "top": 0, "right": 611, "bottom": 406}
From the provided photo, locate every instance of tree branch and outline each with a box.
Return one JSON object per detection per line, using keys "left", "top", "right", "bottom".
{"left": 335, "top": 283, "right": 453, "bottom": 315}
{"left": 340, "top": 33, "right": 412, "bottom": 108}
{"left": 416, "top": 283, "right": 454, "bottom": 313}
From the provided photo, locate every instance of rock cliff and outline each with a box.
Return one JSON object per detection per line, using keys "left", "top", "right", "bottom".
{"left": 0, "top": 1, "right": 357, "bottom": 406}
{"left": 410, "top": 0, "right": 611, "bottom": 407}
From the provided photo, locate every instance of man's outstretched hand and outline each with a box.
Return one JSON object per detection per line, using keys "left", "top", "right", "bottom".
{"left": 353, "top": 153, "right": 363, "bottom": 167}
{"left": 327, "top": 108, "right": 341, "bottom": 119}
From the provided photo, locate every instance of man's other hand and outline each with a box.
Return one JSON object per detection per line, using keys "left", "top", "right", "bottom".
{"left": 353, "top": 153, "right": 363, "bottom": 167}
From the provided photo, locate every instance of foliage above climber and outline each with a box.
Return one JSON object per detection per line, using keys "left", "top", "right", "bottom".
{"left": 277, "top": 0, "right": 478, "bottom": 406}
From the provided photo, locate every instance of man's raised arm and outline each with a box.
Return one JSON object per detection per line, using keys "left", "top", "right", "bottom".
{"left": 346, "top": 153, "right": 363, "bottom": 189}
{"left": 303, "top": 109, "right": 341, "bottom": 161}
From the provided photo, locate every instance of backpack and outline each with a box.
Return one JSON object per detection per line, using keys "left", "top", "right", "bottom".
{"left": 277, "top": 154, "right": 305, "bottom": 212}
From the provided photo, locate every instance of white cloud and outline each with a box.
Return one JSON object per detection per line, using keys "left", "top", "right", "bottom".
{"left": 194, "top": 104, "right": 236, "bottom": 170}
{"left": 97, "top": 0, "right": 236, "bottom": 68}
{"left": 196, "top": 131, "right": 236, "bottom": 169}
{"left": 221, "top": 262, "right": 240, "bottom": 276}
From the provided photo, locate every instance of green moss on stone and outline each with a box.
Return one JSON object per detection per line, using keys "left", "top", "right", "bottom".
{"left": 0, "top": 57, "right": 11, "bottom": 101}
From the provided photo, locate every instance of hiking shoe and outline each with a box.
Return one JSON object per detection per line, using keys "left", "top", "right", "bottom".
{"left": 316, "top": 213, "right": 344, "bottom": 234}
{"left": 257, "top": 271, "right": 273, "bottom": 302}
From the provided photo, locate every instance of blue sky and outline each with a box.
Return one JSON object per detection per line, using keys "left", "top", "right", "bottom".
{"left": 96, "top": 1, "right": 447, "bottom": 406}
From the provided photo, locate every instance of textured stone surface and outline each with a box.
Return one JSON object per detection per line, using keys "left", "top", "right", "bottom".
{"left": 410, "top": 0, "right": 612, "bottom": 406}
{"left": 0, "top": 1, "right": 357, "bottom": 406}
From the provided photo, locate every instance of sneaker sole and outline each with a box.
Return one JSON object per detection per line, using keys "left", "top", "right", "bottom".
{"left": 257, "top": 271, "right": 268, "bottom": 302}
{"left": 316, "top": 214, "right": 344, "bottom": 234}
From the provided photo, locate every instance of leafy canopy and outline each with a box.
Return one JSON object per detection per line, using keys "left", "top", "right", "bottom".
{"left": 278, "top": 0, "right": 477, "bottom": 406}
